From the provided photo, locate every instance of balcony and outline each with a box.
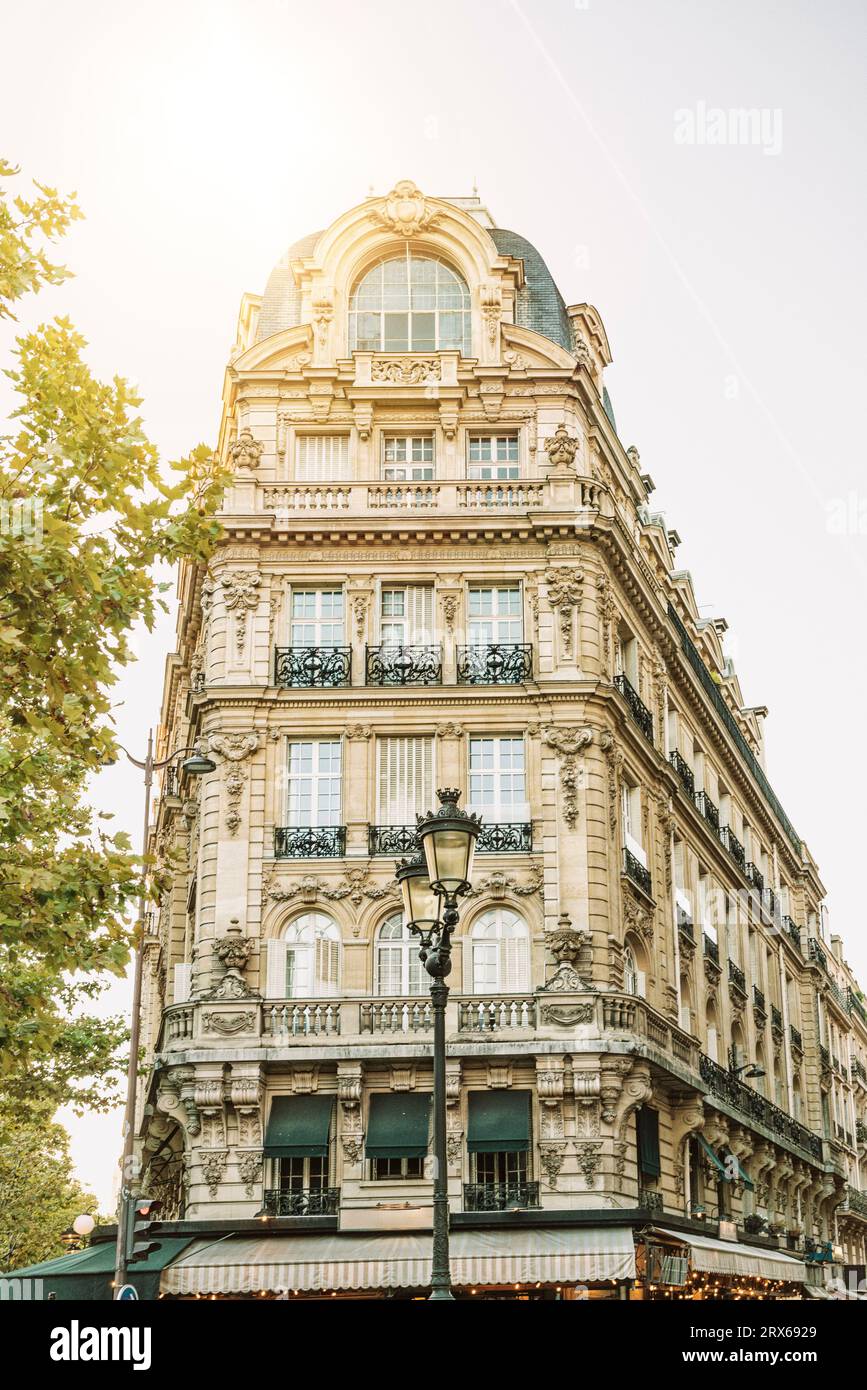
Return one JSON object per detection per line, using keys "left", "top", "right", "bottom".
{"left": 851, "top": 1059, "right": 867, "bottom": 1087}
{"left": 728, "top": 959, "right": 746, "bottom": 998}
{"left": 789, "top": 1024, "right": 803, "bottom": 1053}
{"left": 262, "top": 1187, "right": 340, "bottom": 1217}
{"left": 263, "top": 1002, "right": 341, "bottom": 1037}
{"left": 456, "top": 643, "right": 533, "bottom": 685}
{"left": 368, "top": 822, "right": 532, "bottom": 857}
{"left": 771, "top": 1004, "right": 783, "bottom": 1035}
{"left": 274, "top": 826, "right": 346, "bottom": 858}
{"left": 613, "top": 673, "right": 654, "bottom": 744}
{"left": 845, "top": 1186, "right": 867, "bottom": 1218}
{"left": 761, "top": 887, "right": 780, "bottom": 924}
{"left": 753, "top": 985, "right": 766, "bottom": 1022}
{"left": 745, "top": 862, "right": 764, "bottom": 892}
{"left": 623, "top": 848, "right": 652, "bottom": 897}
{"left": 808, "top": 937, "right": 828, "bottom": 972}
{"left": 274, "top": 646, "right": 352, "bottom": 688}
{"left": 360, "top": 999, "right": 433, "bottom": 1033}
{"left": 848, "top": 989, "right": 867, "bottom": 1025}
{"left": 699, "top": 1053, "right": 823, "bottom": 1161}
{"left": 638, "top": 1187, "right": 664, "bottom": 1214}
{"left": 463, "top": 1182, "right": 540, "bottom": 1212}
{"left": 718, "top": 824, "right": 746, "bottom": 871}
{"left": 819, "top": 1044, "right": 831, "bottom": 1071}
{"left": 702, "top": 933, "right": 720, "bottom": 967}
{"left": 678, "top": 915, "right": 695, "bottom": 946}
{"left": 458, "top": 997, "right": 536, "bottom": 1031}
{"left": 668, "top": 750, "right": 695, "bottom": 796}
{"left": 476, "top": 822, "right": 533, "bottom": 853}
{"left": 250, "top": 473, "right": 606, "bottom": 522}
{"left": 365, "top": 644, "right": 441, "bottom": 687}
{"left": 782, "top": 916, "right": 802, "bottom": 953}
{"left": 694, "top": 790, "right": 720, "bottom": 831}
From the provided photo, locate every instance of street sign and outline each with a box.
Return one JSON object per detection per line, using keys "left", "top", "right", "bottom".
{"left": 115, "top": 1284, "right": 139, "bottom": 1301}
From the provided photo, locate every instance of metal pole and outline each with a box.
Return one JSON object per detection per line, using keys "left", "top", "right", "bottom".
{"left": 429, "top": 976, "right": 452, "bottom": 1300}
{"left": 114, "top": 728, "right": 154, "bottom": 1294}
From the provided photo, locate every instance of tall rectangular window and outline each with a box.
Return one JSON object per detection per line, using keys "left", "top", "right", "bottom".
{"left": 382, "top": 434, "right": 434, "bottom": 480}
{"left": 467, "top": 433, "right": 519, "bottom": 479}
{"left": 469, "top": 737, "right": 527, "bottom": 820}
{"left": 287, "top": 741, "right": 342, "bottom": 827}
{"left": 621, "top": 780, "right": 645, "bottom": 867}
{"left": 295, "top": 435, "right": 351, "bottom": 481}
{"left": 290, "top": 590, "right": 344, "bottom": 647}
{"left": 380, "top": 586, "right": 434, "bottom": 645}
{"left": 468, "top": 585, "right": 523, "bottom": 644}
{"left": 377, "top": 736, "right": 434, "bottom": 825}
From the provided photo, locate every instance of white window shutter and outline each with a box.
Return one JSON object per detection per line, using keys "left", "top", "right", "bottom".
{"left": 409, "top": 586, "right": 434, "bottom": 643}
{"left": 707, "top": 1027, "right": 718, "bottom": 1062}
{"left": 378, "top": 736, "right": 433, "bottom": 822}
{"left": 502, "top": 934, "right": 530, "bottom": 993}
{"left": 315, "top": 935, "right": 339, "bottom": 995}
{"left": 296, "top": 435, "right": 350, "bottom": 481}
{"left": 173, "top": 963, "right": 192, "bottom": 1004}
{"left": 635, "top": 970, "right": 647, "bottom": 998}
{"left": 680, "top": 1005, "right": 692, "bottom": 1033}
{"left": 266, "top": 939, "right": 286, "bottom": 998}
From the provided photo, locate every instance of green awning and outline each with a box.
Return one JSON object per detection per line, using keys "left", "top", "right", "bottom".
{"left": 637, "top": 1106, "right": 661, "bottom": 1179}
{"left": 264, "top": 1095, "right": 334, "bottom": 1159}
{"left": 697, "top": 1135, "right": 728, "bottom": 1177}
{"left": 733, "top": 1155, "right": 754, "bottom": 1191}
{"left": 467, "top": 1090, "right": 531, "bottom": 1154}
{"left": 2, "top": 1237, "right": 193, "bottom": 1301}
{"left": 365, "top": 1092, "right": 431, "bottom": 1160}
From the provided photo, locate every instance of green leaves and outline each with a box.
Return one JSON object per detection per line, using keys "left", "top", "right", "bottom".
{"left": 0, "top": 159, "right": 229, "bottom": 1108}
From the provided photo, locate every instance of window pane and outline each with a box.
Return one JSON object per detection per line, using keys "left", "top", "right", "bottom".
{"left": 383, "top": 313, "right": 409, "bottom": 351}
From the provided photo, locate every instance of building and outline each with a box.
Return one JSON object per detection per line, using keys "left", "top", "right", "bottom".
{"left": 131, "top": 181, "right": 867, "bottom": 1299}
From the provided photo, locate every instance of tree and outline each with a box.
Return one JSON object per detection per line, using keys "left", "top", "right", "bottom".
{"left": 0, "top": 1107, "right": 101, "bottom": 1271}
{"left": 0, "top": 158, "right": 228, "bottom": 1108}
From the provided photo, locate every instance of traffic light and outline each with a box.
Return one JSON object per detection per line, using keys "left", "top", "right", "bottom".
{"left": 127, "top": 1196, "right": 162, "bottom": 1264}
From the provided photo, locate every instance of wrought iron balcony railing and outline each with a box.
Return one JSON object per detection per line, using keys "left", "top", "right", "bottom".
{"left": 762, "top": 887, "right": 779, "bottom": 922}
{"left": 857, "top": 1119, "right": 867, "bottom": 1143}
{"left": 718, "top": 824, "right": 746, "bottom": 871}
{"left": 274, "top": 826, "right": 346, "bottom": 858}
{"left": 808, "top": 937, "right": 828, "bottom": 972}
{"left": 262, "top": 1187, "right": 340, "bottom": 1217}
{"left": 668, "top": 749, "right": 695, "bottom": 796}
{"left": 846, "top": 1185, "right": 867, "bottom": 1217}
{"left": 789, "top": 1024, "right": 803, "bottom": 1052}
{"left": 613, "top": 673, "right": 654, "bottom": 744}
{"left": 848, "top": 990, "right": 867, "bottom": 1025}
{"left": 477, "top": 822, "right": 533, "bottom": 853}
{"left": 623, "top": 848, "right": 652, "bottom": 896}
{"left": 274, "top": 646, "right": 352, "bottom": 688}
{"left": 703, "top": 933, "right": 720, "bottom": 966}
{"left": 851, "top": 1060, "right": 867, "bottom": 1086}
{"left": 365, "top": 643, "right": 442, "bottom": 686}
{"left": 753, "top": 985, "right": 766, "bottom": 1016}
{"left": 463, "top": 1181, "right": 540, "bottom": 1212}
{"left": 819, "top": 1044, "right": 831, "bottom": 1070}
{"left": 638, "top": 1187, "right": 664, "bottom": 1213}
{"left": 456, "top": 643, "right": 533, "bottom": 685}
{"left": 745, "top": 862, "right": 764, "bottom": 892}
{"left": 728, "top": 959, "right": 746, "bottom": 996}
{"left": 699, "top": 1053, "right": 823, "bottom": 1161}
{"left": 782, "top": 916, "right": 802, "bottom": 953}
{"left": 678, "top": 915, "right": 695, "bottom": 943}
{"left": 368, "top": 825, "right": 420, "bottom": 857}
{"left": 369, "top": 822, "right": 532, "bottom": 857}
{"left": 694, "top": 790, "right": 720, "bottom": 831}
{"left": 771, "top": 1004, "right": 783, "bottom": 1033}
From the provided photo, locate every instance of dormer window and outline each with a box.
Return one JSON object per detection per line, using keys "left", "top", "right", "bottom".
{"left": 349, "top": 253, "right": 471, "bottom": 354}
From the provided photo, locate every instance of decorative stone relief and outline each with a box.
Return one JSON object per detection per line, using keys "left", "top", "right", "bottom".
{"left": 623, "top": 889, "right": 654, "bottom": 945}
{"left": 487, "top": 1063, "right": 512, "bottom": 1089}
{"left": 540, "top": 1002, "right": 595, "bottom": 1026}
{"left": 544, "top": 566, "right": 584, "bottom": 658}
{"left": 351, "top": 594, "right": 368, "bottom": 639}
{"left": 435, "top": 719, "right": 463, "bottom": 738}
{"left": 345, "top": 723, "right": 372, "bottom": 740}
{"left": 465, "top": 865, "right": 543, "bottom": 900}
{"left": 571, "top": 329, "right": 593, "bottom": 368}
{"left": 539, "top": 1145, "right": 567, "bottom": 1189}
{"left": 371, "top": 357, "right": 441, "bottom": 384}
{"left": 228, "top": 427, "right": 263, "bottom": 472}
{"left": 574, "top": 1142, "right": 603, "bottom": 1189}
{"left": 370, "top": 180, "right": 442, "bottom": 238}
{"left": 200, "top": 1149, "right": 228, "bottom": 1198}
{"left": 341, "top": 1137, "right": 364, "bottom": 1165}
{"left": 595, "top": 575, "right": 617, "bottom": 677}
{"left": 543, "top": 725, "right": 593, "bottom": 829}
{"left": 231, "top": 1077, "right": 264, "bottom": 1148}
{"left": 545, "top": 423, "right": 579, "bottom": 472}
{"left": 599, "top": 728, "right": 623, "bottom": 837}
{"left": 480, "top": 282, "right": 502, "bottom": 344}
{"left": 440, "top": 595, "right": 459, "bottom": 631}
{"left": 311, "top": 296, "right": 333, "bottom": 349}
{"left": 237, "top": 1151, "right": 263, "bottom": 1198}
{"left": 207, "top": 730, "right": 259, "bottom": 834}
{"left": 202, "top": 1010, "right": 255, "bottom": 1035}
{"left": 220, "top": 571, "right": 261, "bottom": 659}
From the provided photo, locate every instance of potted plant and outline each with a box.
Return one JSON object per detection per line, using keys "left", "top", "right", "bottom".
{"left": 743, "top": 1212, "right": 767, "bottom": 1236}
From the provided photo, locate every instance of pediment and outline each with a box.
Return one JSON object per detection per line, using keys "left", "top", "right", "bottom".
{"left": 231, "top": 325, "right": 314, "bottom": 374}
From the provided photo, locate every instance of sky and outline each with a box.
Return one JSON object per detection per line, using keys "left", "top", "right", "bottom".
{"left": 1, "top": 0, "right": 865, "bottom": 1211}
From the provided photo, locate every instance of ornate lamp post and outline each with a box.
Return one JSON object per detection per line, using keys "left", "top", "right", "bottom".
{"left": 395, "top": 788, "right": 480, "bottom": 1302}
{"left": 107, "top": 731, "right": 215, "bottom": 1295}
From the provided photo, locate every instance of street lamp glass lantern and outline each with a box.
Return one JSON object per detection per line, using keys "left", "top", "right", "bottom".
{"left": 395, "top": 858, "right": 442, "bottom": 930}
{"left": 417, "top": 787, "right": 480, "bottom": 897}
{"left": 180, "top": 750, "right": 216, "bottom": 776}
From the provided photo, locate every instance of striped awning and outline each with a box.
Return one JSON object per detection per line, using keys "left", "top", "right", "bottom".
{"left": 653, "top": 1228, "right": 806, "bottom": 1281}
{"left": 161, "top": 1226, "right": 636, "bottom": 1295}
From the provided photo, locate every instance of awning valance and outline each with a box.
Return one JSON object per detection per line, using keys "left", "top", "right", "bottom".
{"left": 365, "top": 1092, "right": 430, "bottom": 1159}
{"left": 3, "top": 1238, "right": 193, "bottom": 1301}
{"left": 264, "top": 1095, "right": 334, "bottom": 1159}
{"left": 160, "top": 1226, "right": 637, "bottom": 1295}
{"left": 467, "top": 1089, "right": 531, "bottom": 1154}
{"left": 653, "top": 1228, "right": 806, "bottom": 1282}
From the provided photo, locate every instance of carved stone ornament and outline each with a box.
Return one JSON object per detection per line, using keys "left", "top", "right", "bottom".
{"left": 346, "top": 723, "right": 372, "bottom": 740}
{"left": 544, "top": 566, "right": 584, "bottom": 658}
{"left": 202, "top": 1010, "right": 255, "bottom": 1035}
{"left": 228, "top": 427, "right": 264, "bottom": 472}
{"left": 371, "top": 357, "right": 441, "bottom": 384}
{"left": 208, "top": 731, "right": 259, "bottom": 764}
{"left": 441, "top": 595, "right": 459, "bottom": 631}
{"left": 539, "top": 962, "right": 595, "bottom": 994}
{"left": 465, "top": 865, "right": 543, "bottom": 900}
{"left": 540, "top": 1002, "right": 595, "bottom": 1026}
{"left": 545, "top": 423, "right": 580, "bottom": 471}
{"left": 545, "top": 918, "right": 589, "bottom": 965}
{"left": 341, "top": 1137, "right": 364, "bottom": 1165}
{"left": 200, "top": 1149, "right": 228, "bottom": 1197}
{"left": 480, "top": 282, "right": 502, "bottom": 344}
{"left": 312, "top": 296, "right": 333, "bottom": 348}
{"left": 539, "top": 1144, "right": 567, "bottom": 1189}
{"left": 237, "top": 1151, "right": 263, "bottom": 1198}
{"left": 543, "top": 726, "right": 593, "bottom": 829}
{"left": 571, "top": 328, "right": 593, "bottom": 368}
{"left": 574, "top": 1142, "right": 602, "bottom": 1189}
{"left": 219, "top": 572, "right": 261, "bottom": 658}
{"left": 370, "top": 180, "right": 442, "bottom": 238}
{"left": 263, "top": 866, "right": 398, "bottom": 931}
{"left": 623, "top": 889, "right": 654, "bottom": 944}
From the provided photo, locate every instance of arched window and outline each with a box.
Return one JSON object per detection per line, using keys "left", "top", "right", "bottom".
{"left": 470, "top": 909, "right": 530, "bottom": 993}
{"left": 706, "top": 1003, "right": 719, "bottom": 1062}
{"left": 349, "top": 253, "right": 471, "bottom": 355}
{"left": 623, "top": 942, "right": 646, "bottom": 998}
{"left": 276, "top": 912, "right": 340, "bottom": 998}
{"left": 375, "top": 913, "right": 426, "bottom": 997}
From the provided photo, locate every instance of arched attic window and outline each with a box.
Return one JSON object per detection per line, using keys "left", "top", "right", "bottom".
{"left": 348, "top": 252, "right": 471, "bottom": 355}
